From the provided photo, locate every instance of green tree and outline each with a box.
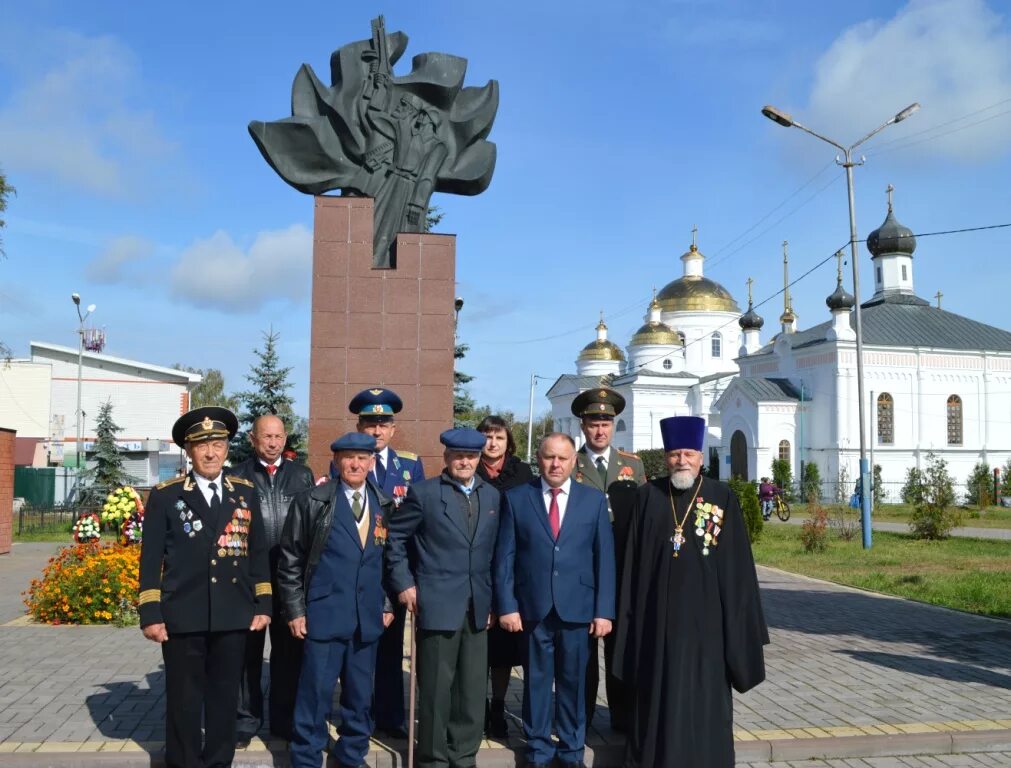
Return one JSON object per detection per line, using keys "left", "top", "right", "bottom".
{"left": 728, "top": 476, "right": 763, "bottom": 544}
{"left": 1002, "top": 459, "right": 1011, "bottom": 499}
{"left": 453, "top": 342, "right": 476, "bottom": 427}
{"left": 638, "top": 448, "right": 668, "bottom": 480}
{"left": 909, "top": 452, "right": 959, "bottom": 540}
{"left": 965, "top": 462, "right": 993, "bottom": 507}
{"left": 800, "top": 462, "right": 822, "bottom": 503}
{"left": 513, "top": 412, "right": 555, "bottom": 464}
{"left": 872, "top": 463, "right": 886, "bottom": 507}
{"left": 86, "top": 400, "right": 132, "bottom": 500}
{"left": 424, "top": 205, "right": 444, "bottom": 232}
{"left": 232, "top": 328, "right": 297, "bottom": 464}
{"left": 0, "top": 168, "right": 14, "bottom": 259}
{"left": 901, "top": 466, "right": 924, "bottom": 505}
{"left": 771, "top": 458, "right": 793, "bottom": 501}
{"left": 172, "top": 365, "right": 239, "bottom": 410}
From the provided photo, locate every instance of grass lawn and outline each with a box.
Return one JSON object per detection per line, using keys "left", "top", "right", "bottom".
{"left": 794, "top": 502, "right": 1011, "bottom": 529}
{"left": 13, "top": 529, "right": 74, "bottom": 543}
{"left": 752, "top": 524, "right": 1011, "bottom": 619}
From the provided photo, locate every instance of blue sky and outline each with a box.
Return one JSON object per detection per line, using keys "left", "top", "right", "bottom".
{"left": 2, "top": 0, "right": 1010, "bottom": 422}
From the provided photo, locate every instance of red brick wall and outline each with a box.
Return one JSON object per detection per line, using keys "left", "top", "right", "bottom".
{"left": 0, "top": 428, "right": 15, "bottom": 555}
{"left": 308, "top": 196, "right": 456, "bottom": 478}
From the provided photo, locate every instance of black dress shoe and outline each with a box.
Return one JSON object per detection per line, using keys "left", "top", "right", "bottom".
{"left": 235, "top": 735, "right": 253, "bottom": 749}
{"left": 487, "top": 699, "right": 509, "bottom": 738}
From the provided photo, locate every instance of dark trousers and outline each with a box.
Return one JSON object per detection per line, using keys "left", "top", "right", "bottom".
{"left": 374, "top": 602, "right": 407, "bottom": 729}
{"left": 416, "top": 615, "right": 487, "bottom": 768}
{"left": 161, "top": 630, "right": 246, "bottom": 768}
{"left": 524, "top": 609, "right": 589, "bottom": 766}
{"left": 585, "top": 632, "right": 629, "bottom": 730}
{"left": 290, "top": 635, "right": 379, "bottom": 768}
{"left": 237, "top": 615, "right": 305, "bottom": 739}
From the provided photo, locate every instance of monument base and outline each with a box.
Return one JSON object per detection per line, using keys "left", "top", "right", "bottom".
{"left": 308, "top": 196, "right": 456, "bottom": 475}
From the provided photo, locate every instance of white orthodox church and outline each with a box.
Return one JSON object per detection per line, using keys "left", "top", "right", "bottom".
{"left": 547, "top": 190, "right": 1011, "bottom": 496}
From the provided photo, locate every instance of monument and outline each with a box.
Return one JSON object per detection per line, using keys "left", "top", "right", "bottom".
{"left": 250, "top": 16, "right": 498, "bottom": 471}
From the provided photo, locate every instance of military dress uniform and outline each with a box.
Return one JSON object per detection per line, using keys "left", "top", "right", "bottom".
{"left": 138, "top": 409, "right": 271, "bottom": 768}
{"left": 570, "top": 388, "right": 646, "bottom": 732}
{"left": 347, "top": 387, "right": 425, "bottom": 735}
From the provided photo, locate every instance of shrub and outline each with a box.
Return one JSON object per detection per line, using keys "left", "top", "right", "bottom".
{"left": 1003, "top": 459, "right": 1011, "bottom": 497}
{"left": 800, "top": 463, "right": 822, "bottom": 504}
{"left": 24, "top": 543, "right": 140, "bottom": 625}
{"left": 901, "top": 467, "right": 924, "bottom": 505}
{"left": 771, "top": 458, "right": 793, "bottom": 501}
{"left": 829, "top": 503, "right": 860, "bottom": 542}
{"left": 964, "top": 462, "right": 993, "bottom": 507}
{"left": 638, "top": 449, "right": 668, "bottom": 480}
{"left": 908, "top": 453, "right": 960, "bottom": 540}
{"left": 872, "top": 464, "right": 886, "bottom": 508}
{"left": 835, "top": 466, "right": 850, "bottom": 505}
{"left": 799, "top": 505, "right": 829, "bottom": 552}
{"left": 728, "top": 476, "right": 763, "bottom": 544}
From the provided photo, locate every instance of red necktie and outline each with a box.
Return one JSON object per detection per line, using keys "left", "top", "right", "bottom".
{"left": 266, "top": 464, "right": 277, "bottom": 477}
{"left": 548, "top": 488, "right": 561, "bottom": 539}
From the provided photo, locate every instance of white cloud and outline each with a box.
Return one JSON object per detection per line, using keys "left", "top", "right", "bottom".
{"left": 170, "top": 225, "right": 312, "bottom": 312}
{"left": 86, "top": 235, "right": 155, "bottom": 284}
{"left": 0, "top": 29, "right": 181, "bottom": 196}
{"left": 802, "top": 0, "right": 1011, "bottom": 162}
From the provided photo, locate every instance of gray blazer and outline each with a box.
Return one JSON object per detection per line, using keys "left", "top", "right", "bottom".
{"left": 384, "top": 473, "right": 501, "bottom": 632}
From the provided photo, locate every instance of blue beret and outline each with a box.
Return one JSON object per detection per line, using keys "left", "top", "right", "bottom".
{"left": 330, "top": 432, "right": 378, "bottom": 453}
{"left": 659, "top": 416, "right": 705, "bottom": 452}
{"left": 440, "top": 428, "right": 487, "bottom": 452}
{"left": 349, "top": 388, "right": 403, "bottom": 419}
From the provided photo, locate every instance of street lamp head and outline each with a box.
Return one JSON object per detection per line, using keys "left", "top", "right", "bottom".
{"left": 761, "top": 105, "right": 794, "bottom": 128}
{"left": 894, "top": 103, "right": 920, "bottom": 123}
{"left": 71, "top": 293, "right": 81, "bottom": 305}
{"left": 86, "top": 304, "right": 96, "bottom": 314}
{"left": 454, "top": 297, "right": 464, "bottom": 312}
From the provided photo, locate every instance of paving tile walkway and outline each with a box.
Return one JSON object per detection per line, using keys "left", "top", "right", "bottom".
{"left": 1, "top": 541, "right": 1009, "bottom": 766}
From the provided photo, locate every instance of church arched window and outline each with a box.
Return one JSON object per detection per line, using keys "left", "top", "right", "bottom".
{"left": 877, "top": 393, "right": 894, "bottom": 445}
{"left": 616, "top": 419, "right": 626, "bottom": 432}
{"left": 946, "top": 395, "right": 963, "bottom": 445}
{"left": 711, "top": 332, "right": 722, "bottom": 358}
{"left": 778, "top": 439, "right": 790, "bottom": 462}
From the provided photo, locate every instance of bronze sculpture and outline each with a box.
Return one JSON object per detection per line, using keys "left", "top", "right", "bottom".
{"left": 250, "top": 17, "right": 498, "bottom": 268}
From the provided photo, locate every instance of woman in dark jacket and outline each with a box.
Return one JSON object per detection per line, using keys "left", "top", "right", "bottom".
{"left": 476, "top": 415, "right": 534, "bottom": 738}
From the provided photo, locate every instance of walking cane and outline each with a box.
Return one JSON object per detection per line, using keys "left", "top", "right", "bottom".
{"left": 407, "top": 609, "right": 418, "bottom": 768}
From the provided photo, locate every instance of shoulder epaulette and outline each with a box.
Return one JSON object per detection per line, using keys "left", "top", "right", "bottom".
{"left": 155, "top": 476, "right": 186, "bottom": 490}
{"left": 227, "top": 475, "right": 255, "bottom": 487}
{"left": 397, "top": 450, "right": 418, "bottom": 460}
{"left": 617, "top": 449, "right": 641, "bottom": 459}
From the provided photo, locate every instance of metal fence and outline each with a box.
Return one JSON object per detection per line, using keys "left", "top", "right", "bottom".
{"left": 778, "top": 480, "right": 1004, "bottom": 506}
{"left": 16, "top": 505, "right": 86, "bottom": 536}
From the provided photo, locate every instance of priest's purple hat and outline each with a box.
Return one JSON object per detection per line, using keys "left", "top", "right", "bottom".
{"left": 659, "top": 416, "right": 705, "bottom": 452}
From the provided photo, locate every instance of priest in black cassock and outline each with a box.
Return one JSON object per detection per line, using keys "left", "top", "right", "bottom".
{"left": 613, "top": 416, "right": 768, "bottom": 768}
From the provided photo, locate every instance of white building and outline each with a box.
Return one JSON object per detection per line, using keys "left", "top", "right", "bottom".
{"left": 547, "top": 192, "right": 1011, "bottom": 496}
{"left": 0, "top": 342, "right": 201, "bottom": 485}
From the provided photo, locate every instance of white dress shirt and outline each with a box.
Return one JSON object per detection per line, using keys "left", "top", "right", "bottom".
{"left": 586, "top": 447, "right": 609, "bottom": 472}
{"left": 193, "top": 471, "right": 224, "bottom": 506}
{"left": 540, "top": 477, "right": 572, "bottom": 527}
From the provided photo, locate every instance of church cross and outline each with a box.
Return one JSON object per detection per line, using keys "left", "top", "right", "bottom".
{"left": 691, "top": 224, "right": 698, "bottom": 248}
{"left": 935, "top": 290, "right": 943, "bottom": 309}
{"left": 746, "top": 276, "right": 754, "bottom": 304}
{"left": 835, "top": 250, "right": 844, "bottom": 281}
{"left": 886, "top": 183, "right": 895, "bottom": 212}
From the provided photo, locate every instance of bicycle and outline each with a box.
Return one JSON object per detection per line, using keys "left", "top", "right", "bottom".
{"left": 773, "top": 493, "right": 791, "bottom": 522}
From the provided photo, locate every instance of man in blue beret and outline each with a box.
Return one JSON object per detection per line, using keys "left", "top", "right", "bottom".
{"left": 613, "top": 416, "right": 768, "bottom": 768}
{"left": 384, "top": 428, "right": 500, "bottom": 768}
{"left": 277, "top": 433, "right": 395, "bottom": 768}
{"left": 345, "top": 387, "right": 425, "bottom": 739}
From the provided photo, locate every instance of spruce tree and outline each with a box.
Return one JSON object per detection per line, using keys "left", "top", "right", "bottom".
{"left": 232, "top": 328, "right": 297, "bottom": 463}
{"left": 89, "top": 400, "right": 131, "bottom": 499}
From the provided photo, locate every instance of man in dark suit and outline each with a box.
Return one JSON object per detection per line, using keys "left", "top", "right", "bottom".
{"left": 494, "top": 432, "right": 616, "bottom": 768}
{"left": 349, "top": 387, "right": 425, "bottom": 739}
{"left": 384, "top": 428, "right": 500, "bottom": 768}
{"left": 571, "top": 387, "right": 646, "bottom": 732}
{"left": 231, "top": 413, "right": 315, "bottom": 744}
{"left": 277, "top": 432, "right": 395, "bottom": 768}
{"left": 138, "top": 407, "right": 272, "bottom": 768}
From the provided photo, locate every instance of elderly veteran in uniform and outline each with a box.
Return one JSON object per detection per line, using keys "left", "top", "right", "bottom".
{"left": 278, "top": 432, "right": 395, "bottom": 768}
{"left": 230, "top": 414, "right": 315, "bottom": 744}
{"left": 384, "top": 428, "right": 500, "bottom": 768}
{"left": 346, "top": 387, "right": 425, "bottom": 739}
{"left": 570, "top": 387, "right": 646, "bottom": 733}
{"left": 138, "top": 407, "right": 271, "bottom": 768}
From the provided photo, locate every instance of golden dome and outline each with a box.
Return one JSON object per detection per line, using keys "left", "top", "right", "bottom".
{"left": 578, "top": 339, "right": 626, "bottom": 362}
{"left": 657, "top": 276, "right": 740, "bottom": 313}
{"left": 629, "top": 321, "right": 682, "bottom": 347}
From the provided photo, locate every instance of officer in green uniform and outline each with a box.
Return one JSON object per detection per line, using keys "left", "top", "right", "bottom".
{"left": 138, "top": 407, "right": 272, "bottom": 768}
{"left": 570, "top": 388, "right": 646, "bottom": 733}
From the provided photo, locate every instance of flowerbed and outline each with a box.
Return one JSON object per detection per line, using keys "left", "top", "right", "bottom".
{"left": 24, "top": 542, "right": 140, "bottom": 625}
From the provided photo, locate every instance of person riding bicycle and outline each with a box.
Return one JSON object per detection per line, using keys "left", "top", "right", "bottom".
{"left": 758, "top": 477, "right": 780, "bottom": 521}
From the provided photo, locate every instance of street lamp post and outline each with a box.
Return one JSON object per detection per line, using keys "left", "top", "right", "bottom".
{"left": 525, "top": 373, "right": 550, "bottom": 464}
{"left": 71, "top": 293, "right": 96, "bottom": 469}
{"left": 760, "top": 102, "right": 919, "bottom": 549}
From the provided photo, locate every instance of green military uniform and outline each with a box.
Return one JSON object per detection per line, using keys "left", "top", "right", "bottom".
{"left": 570, "top": 388, "right": 646, "bottom": 733}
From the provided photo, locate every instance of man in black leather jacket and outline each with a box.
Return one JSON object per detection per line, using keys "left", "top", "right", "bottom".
{"left": 230, "top": 414, "right": 316, "bottom": 744}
